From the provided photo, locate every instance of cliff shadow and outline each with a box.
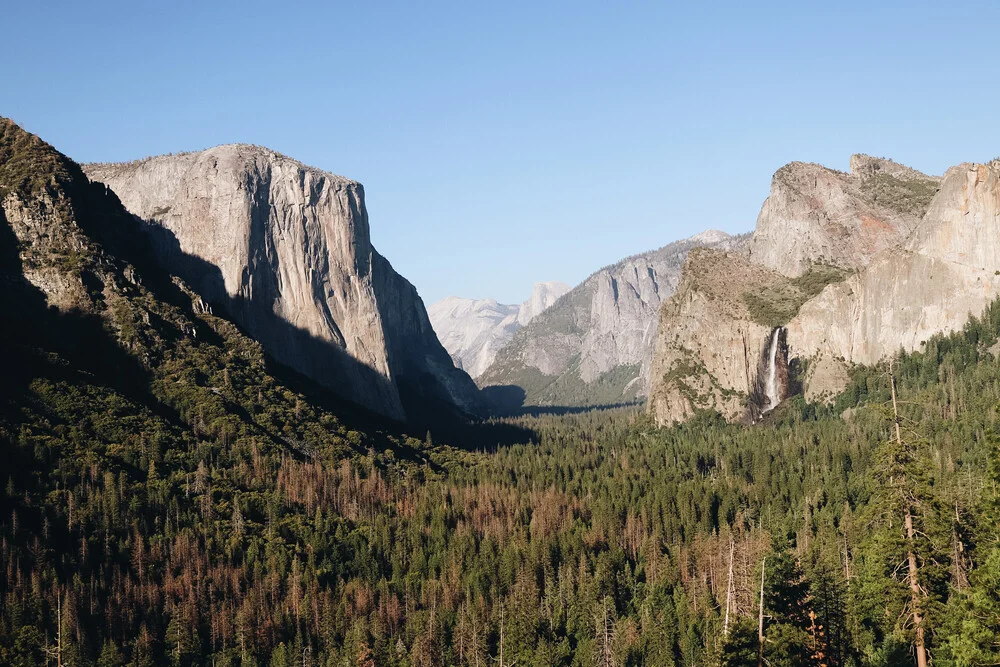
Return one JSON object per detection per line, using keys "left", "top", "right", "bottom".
{"left": 505, "top": 400, "right": 643, "bottom": 417}
{"left": 79, "top": 185, "right": 535, "bottom": 450}
{"left": 397, "top": 381, "right": 536, "bottom": 451}
{"left": 480, "top": 384, "right": 527, "bottom": 412}
{"left": 0, "top": 201, "right": 165, "bottom": 441}
{"left": 92, "top": 195, "right": 406, "bottom": 422}
{"left": 480, "top": 383, "right": 642, "bottom": 417}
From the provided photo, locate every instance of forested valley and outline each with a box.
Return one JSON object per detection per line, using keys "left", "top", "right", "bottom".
{"left": 6, "top": 286, "right": 1000, "bottom": 666}
{"left": 4, "top": 119, "right": 1000, "bottom": 667}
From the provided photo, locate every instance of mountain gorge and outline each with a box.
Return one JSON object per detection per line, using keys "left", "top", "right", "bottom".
{"left": 84, "top": 147, "right": 481, "bottom": 422}
{"left": 478, "top": 230, "right": 745, "bottom": 409}
{"left": 428, "top": 280, "right": 569, "bottom": 378}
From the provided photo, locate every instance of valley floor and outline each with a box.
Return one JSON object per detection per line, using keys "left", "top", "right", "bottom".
{"left": 5, "top": 299, "right": 1000, "bottom": 666}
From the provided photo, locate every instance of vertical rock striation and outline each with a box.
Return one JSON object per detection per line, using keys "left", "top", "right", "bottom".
{"left": 84, "top": 146, "right": 482, "bottom": 421}
{"left": 479, "top": 230, "right": 744, "bottom": 408}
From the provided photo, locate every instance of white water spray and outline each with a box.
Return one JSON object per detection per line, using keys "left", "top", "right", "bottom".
{"left": 764, "top": 327, "right": 782, "bottom": 412}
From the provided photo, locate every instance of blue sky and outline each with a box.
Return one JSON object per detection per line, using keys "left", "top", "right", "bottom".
{"left": 4, "top": 1, "right": 1000, "bottom": 304}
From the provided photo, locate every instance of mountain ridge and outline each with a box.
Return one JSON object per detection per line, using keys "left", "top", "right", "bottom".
{"left": 479, "top": 230, "right": 746, "bottom": 409}
{"left": 646, "top": 154, "right": 1000, "bottom": 426}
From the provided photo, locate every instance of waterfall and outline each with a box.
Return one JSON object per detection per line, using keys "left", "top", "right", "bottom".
{"left": 746, "top": 326, "right": 787, "bottom": 423}
{"left": 764, "top": 327, "right": 782, "bottom": 412}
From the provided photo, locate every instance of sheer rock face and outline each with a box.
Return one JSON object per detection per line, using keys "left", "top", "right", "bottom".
{"left": 748, "top": 156, "right": 939, "bottom": 277}
{"left": 428, "top": 281, "right": 570, "bottom": 379}
{"left": 479, "top": 230, "right": 743, "bottom": 408}
{"left": 647, "top": 249, "right": 778, "bottom": 425}
{"left": 518, "top": 281, "right": 570, "bottom": 326}
{"left": 84, "top": 146, "right": 482, "bottom": 421}
{"left": 649, "top": 156, "right": 1000, "bottom": 427}
{"left": 787, "top": 161, "right": 1000, "bottom": 372}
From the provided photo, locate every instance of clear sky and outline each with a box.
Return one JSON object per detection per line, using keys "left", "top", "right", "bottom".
{"left": 4, "top": 1, "right": 1000, "bottom": 304}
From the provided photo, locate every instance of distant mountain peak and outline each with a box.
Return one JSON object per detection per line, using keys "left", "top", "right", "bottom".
{"left": 518, "top": 281, "right": 572, "bottom": 326}
{"left": 688, "top": 229, "right": 730, "bottom": 243}
{"left": 429, "top": 281, "right": 570, "bottom": 379}
{"left": 478, "top": 230, "right": 745, "bottom": 410}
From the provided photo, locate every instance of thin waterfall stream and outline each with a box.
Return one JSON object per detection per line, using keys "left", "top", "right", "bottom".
{"left": 764, "top": 327, "right": 781, "bottom": 412}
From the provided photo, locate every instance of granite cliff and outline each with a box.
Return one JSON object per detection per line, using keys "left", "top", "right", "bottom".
{"left": 647, "top": 248, "right": 785, "bottom": 424}
{"left": 479, "top": 230, "right": 743, "bottom": 408}
{"left": 85, "top": 146, "right": 482, "bottom": 421}
{"left": 649, "top": 155, "right": 1000, "bottom": 426}
{"left": 748, "top": 155, "right": 939, "bottom": 277}
{"left": 428, "top": 281, "right": 570, "bottom": 378}
{"left": 787, "top": 160, "right": 1000, "bottom": 376}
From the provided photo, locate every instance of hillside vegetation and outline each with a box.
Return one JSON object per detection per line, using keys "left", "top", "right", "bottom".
{"left": 742, "top": 264, "right": 848, "bottom": 328}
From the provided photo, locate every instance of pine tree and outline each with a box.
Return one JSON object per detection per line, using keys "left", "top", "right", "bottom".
{"left": 803, "top": 536, "right": 850, "bottom": 666}
{"left": 854, "top": 362, "right": 951, "bottom": 664}
{"left": 760, "top": 540, "right": 814, "bottom": 667}
{"left": 937, "top": 437, "right": 1000, "bottom": 666}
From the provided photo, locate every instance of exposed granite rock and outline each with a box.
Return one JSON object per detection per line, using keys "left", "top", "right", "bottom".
{"left": 518, "top": 281, "right": 569, "bottom": 326}
{"left": 480, "top": 230, "right": 743, "bottom": 408}
{"left": 428, "top": 281, "right": 569, "bottom": 378}
{"left": 787, "top": 161, "right": 1000, "bottom": 383}
{"left": 649, "top": 155, "right": 1000, "bottom": 427}
{"left": 85, "top": 146, "right": 482, "bottom": 421}
{"left": 430, "top": 298, "right": 519, "bottom": 374}
{"left": 647, "top": 249, "right": 779, "bottom": 424}
{"left": 2, "top": 191, "right": 94, "bottom": 311}
{"left": 748, "top": 156, "right": 939, "bottom": 277}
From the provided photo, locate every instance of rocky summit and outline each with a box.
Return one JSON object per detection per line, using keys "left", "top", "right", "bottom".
{"left": 648, "top": 154, "right": 1000, "bottom": 426}
{"left": 428, "top": 281, "right": 570, "bottom": 378}
{"left": 787, "top": 160, "right": 1000, "bottom": 382}
{"left": 748, "top": 154, "right": 939, "bottom": 277}
{"left": 479, "top": 230, "right": 744, "bottom": 409}
{"left": 84, "top": 146, "right": 482, "bottom": 421}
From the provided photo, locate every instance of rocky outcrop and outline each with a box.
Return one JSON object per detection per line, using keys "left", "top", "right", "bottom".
{"left": 647, "top": 249, "right": 781, "bottom": 424}
{"left": 748, "top": 156, "right": 939, "bottom": 277}
{"left": 428, "top": 281, "right": 569, "bottom": 378}
{"left": 84, "top": 145, "right": 482, "bottom": 421}
{"left": 649, "top": 155, "right": 1000, "bottom": 427}
{"left": 786, "top": 161, "right": 1000, "bottom": 384}
{"left": 480, "top": 230, "right": 743, "bottom": 408}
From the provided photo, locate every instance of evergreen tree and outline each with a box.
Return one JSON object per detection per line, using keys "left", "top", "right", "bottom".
{"left": 853, "top": 363, "right": 951, "bottom": 665}
{"left": 937, "top": 438, "right": 1000, "bottom": 666}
